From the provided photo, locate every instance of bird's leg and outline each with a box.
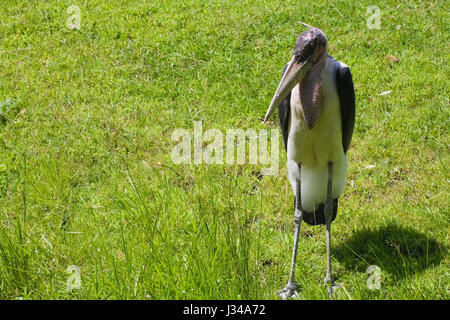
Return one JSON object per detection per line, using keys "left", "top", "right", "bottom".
{"left": 287, "top": 187, "right": 302, "bottom": 288}
{"left": 324, "top": 162, "right": 333, "bottom": 284}
{"left": 323, "top": 162, "right": 339, "bottom": 296}
{"left": 278, "top": 173, "right": 302, "bottom": 299}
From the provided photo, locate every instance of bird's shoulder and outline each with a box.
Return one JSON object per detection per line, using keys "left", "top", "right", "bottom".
{"left": 327, "top": 55, "right": 351, "bottom": 73}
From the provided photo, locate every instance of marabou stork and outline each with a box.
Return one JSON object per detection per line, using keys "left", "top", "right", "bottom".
{"left": 263, "top": 27, "right": 355, "bottom": 298}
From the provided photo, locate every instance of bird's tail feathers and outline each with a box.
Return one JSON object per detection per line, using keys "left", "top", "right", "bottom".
{"left": 302, "top": 199, "right": 338, "bottom": 226}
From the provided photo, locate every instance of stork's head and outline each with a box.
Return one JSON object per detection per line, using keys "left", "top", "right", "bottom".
{"left": 263, "top": 28, "right": 328, "bottom": 123}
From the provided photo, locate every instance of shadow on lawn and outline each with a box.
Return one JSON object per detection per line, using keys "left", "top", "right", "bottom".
{"left": 334, "top": 223, "right": 446, "bottom": 279}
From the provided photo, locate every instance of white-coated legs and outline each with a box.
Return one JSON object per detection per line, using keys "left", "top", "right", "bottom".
{"left": 323, "top": 162, "right": 339, "bottom": 297}
{"left": 278, "top": 172, "right": 302, "bottom": 300}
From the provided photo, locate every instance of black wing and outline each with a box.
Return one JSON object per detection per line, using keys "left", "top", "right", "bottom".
{"left": 336, "top": 63, "right": 355, "bottom": 153}
{"left": 278, "top": 63, "right": 291, "bottom": 152}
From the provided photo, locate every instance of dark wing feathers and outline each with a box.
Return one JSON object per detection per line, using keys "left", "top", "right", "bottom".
{"left": 336, "top": 64, "right": 355, "bottom": 153}
{"left": 278, "top": 63, "right": 291, "bottom": 152}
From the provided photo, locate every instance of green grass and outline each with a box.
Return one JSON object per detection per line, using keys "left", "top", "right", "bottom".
{"left": 0, "top": 0, "right": 448, "bottom": 299}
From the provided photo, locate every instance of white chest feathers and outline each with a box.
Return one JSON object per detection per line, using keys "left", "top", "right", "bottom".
{"left": 286, "top": 58, "right": 348, "bottom": 211}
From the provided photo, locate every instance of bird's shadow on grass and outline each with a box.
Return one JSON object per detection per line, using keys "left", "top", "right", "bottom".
{"left": 334, "top": 223, "right": 446, "bottom": 279}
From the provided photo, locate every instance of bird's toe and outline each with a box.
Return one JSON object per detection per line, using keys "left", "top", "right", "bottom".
{"left": 323, "top": 277, "right": 340, "bottom": 298}
{"left": 277, "top": 283, "right": 300, "bottom": 300}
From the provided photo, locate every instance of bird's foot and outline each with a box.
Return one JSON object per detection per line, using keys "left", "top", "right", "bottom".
{"left": 277, "top": 282, "right": 300, "bottom": 300}
{"left": 323, "top": 276, "right": 340, "bottom": 298}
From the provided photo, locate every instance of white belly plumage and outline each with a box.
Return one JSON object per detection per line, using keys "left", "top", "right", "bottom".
{"left": 286, "top": 60, "right": 347, "bottom": 213}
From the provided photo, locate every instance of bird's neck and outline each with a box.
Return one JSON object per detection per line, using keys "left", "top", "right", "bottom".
{"left": 298, "top": 56, "right": 326, "bottom": 129}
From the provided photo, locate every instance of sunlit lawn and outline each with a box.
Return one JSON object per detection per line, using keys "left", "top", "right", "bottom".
{"left": 0, "top": 0, "right": 448, "bottom": 299}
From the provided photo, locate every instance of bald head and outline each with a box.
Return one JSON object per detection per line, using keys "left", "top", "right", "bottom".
{"left": 294, "top": 28, "right": 328, "bottom": 64}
